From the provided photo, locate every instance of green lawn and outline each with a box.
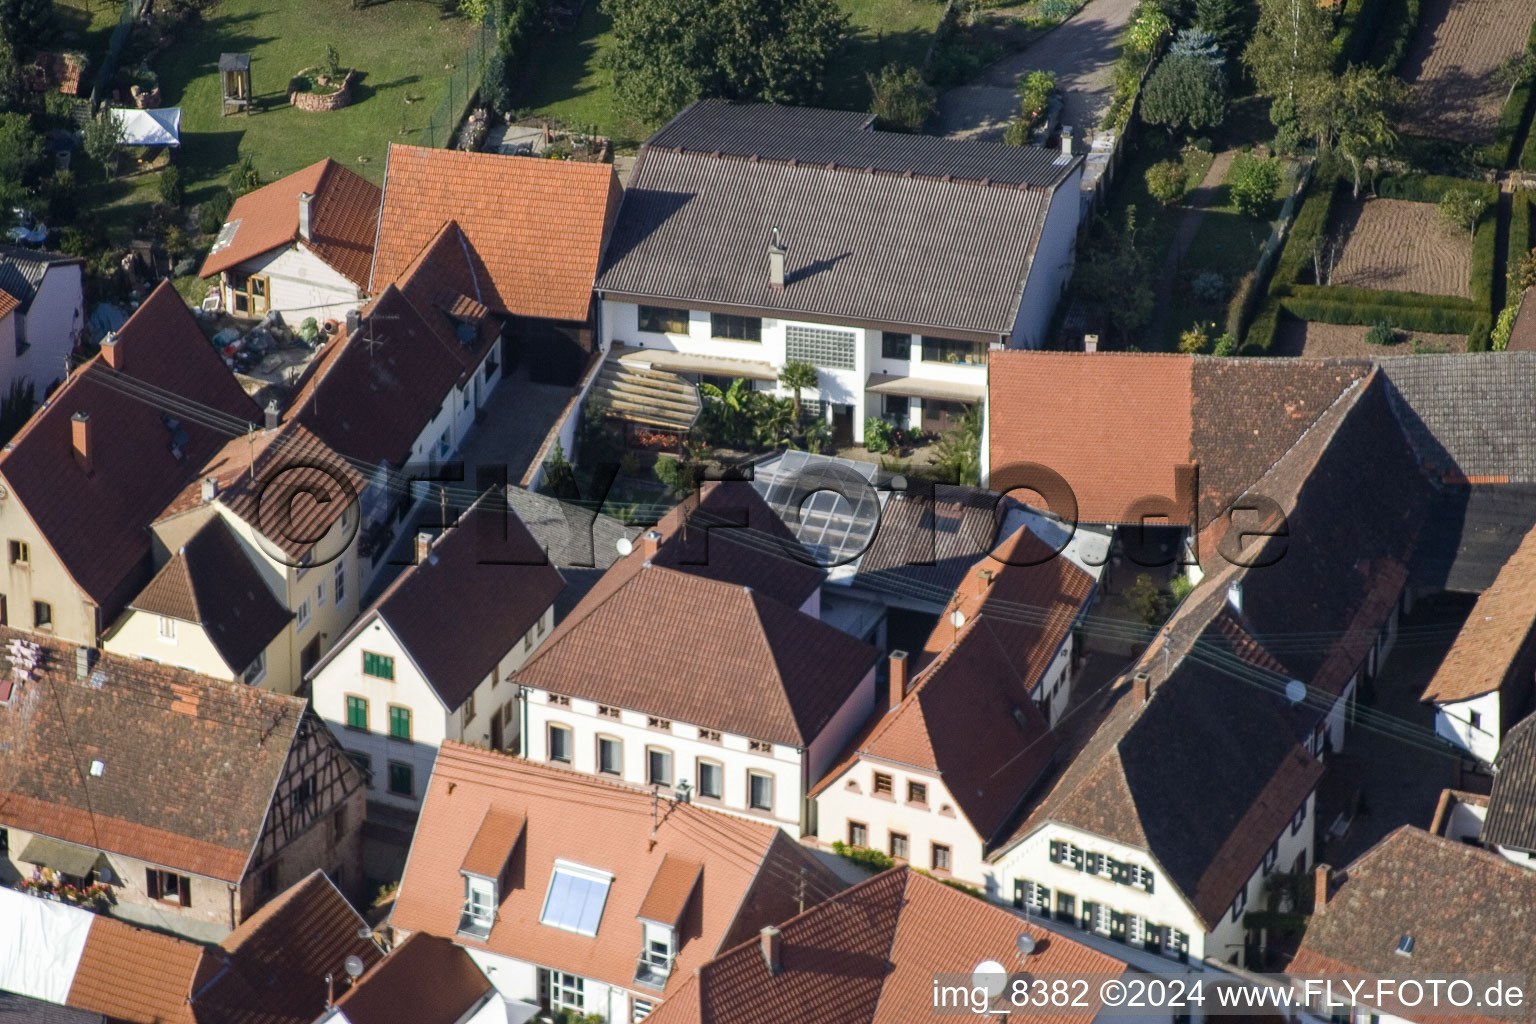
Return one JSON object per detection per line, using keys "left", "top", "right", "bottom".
{"left": 154, "top": 0, "right": 479, "bottom": 204}
{"left": 522, "top": 0, "right": 945, "bottom": 148}
{"left": 53, "top": 0, "right": 123, "bottom": 80}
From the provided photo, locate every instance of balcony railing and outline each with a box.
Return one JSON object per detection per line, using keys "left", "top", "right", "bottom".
{"left": 457, "top": 908, "right": 494, "bottom": 940}
{"left": 633, "top": 953, "right": 674, "bottom": 990}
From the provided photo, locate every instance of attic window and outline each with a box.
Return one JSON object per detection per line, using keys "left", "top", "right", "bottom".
{"left": 89, "top": 760, "right": 104, "bottom": 777}
{"left": 540, "top": 860, "right": 612, "bottom": 936}
{"left": 1395, "top": 935, "right": 1414, "bottom": 957}
{"left": 209, "top": 218, "right": 241, "bottom": 254}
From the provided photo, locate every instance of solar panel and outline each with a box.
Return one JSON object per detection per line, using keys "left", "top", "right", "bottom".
{"left": 540, "top": 862, "right": 612, "bottom": 936}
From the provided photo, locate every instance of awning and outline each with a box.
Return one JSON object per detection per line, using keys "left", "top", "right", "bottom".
{"left": 612, "top": 344, "right": 778, "bottom": 382}
{"left": 108, "top": 106, "right": 181, "bottom": 147}
{"left": 865, "top": 372, "right": 985, "bottom": 403}
{"left": 17, "top": 835, "right": 107, "bottom": 878}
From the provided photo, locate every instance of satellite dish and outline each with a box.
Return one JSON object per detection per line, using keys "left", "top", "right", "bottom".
{"left": 615, "top": 536, "right": 634, "bottom": 557}
{"left": 1016, "top": 933, "right": 1036, "bottom": 959}
{"left": 1285, "top": 679, "right": 1307, "bottom": 704}
{"left": 343, "top": 955, "right": 365, "bottom": 979}
{"left": 971, "top": 960, "right": 1008, "bottom": 999}
{"left": 950, "top": 609, "right": 967, "bottom": 629}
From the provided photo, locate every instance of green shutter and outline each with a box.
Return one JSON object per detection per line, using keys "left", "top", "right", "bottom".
{"left": 345, "top": 696, "right": 368, "bottom": 730}
{"left": 363, "top": 651, "right": 395, "bottom": 680}
{"left": 389, "top": 705, "right": 411, "bottom": 739}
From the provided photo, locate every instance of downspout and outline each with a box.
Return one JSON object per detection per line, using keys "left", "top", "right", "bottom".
{"left": 228, "top": 881, "right": 238, "bottom": 929}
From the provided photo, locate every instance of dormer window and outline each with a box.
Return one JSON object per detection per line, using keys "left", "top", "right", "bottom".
{"left": 635, "top": 855, "right": 700, "bottom": 990}
{"left": 458, "top": 807, "right": 523, "bottom": 940}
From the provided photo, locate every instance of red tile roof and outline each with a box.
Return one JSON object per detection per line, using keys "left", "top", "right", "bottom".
{"left": 512, "top": 551, "right": 878, "bottom": 746}
{"left": 390, "top": 743, "right": 848, "bottom": 999}
{"left": 332, "top": 934, "right": 493, "bottom": 1024}
{"left": 313, "top": 492, "right": 564, "bottom": 711}
{"left": 460, "top": 807, "right": 526, "bottom": 879}
{"left": 988, "top": 351, "right": 1194, "bottom": 524}
{"left": 68, "top": 913, "right": 202, "bottom": 1024}
{"left": 1422, "top": 522, "right": 1536, "bottom": 703}
{"left": 646, "top": 867, "right": 1128, "bottom": 1024}
{"left": 637, "top": 854, "right": 703, "bottom": 928}
{"left": 0, "top": 627, "right": 311, "bottom": 882}
{"left": 369, "top": 144, "right": 620, "bottom": 321}
{"left": 0, "top": 282, "right": 260, "bottom": 624}
{"left": 0, "top": 286, "right": 19, "bottom": 321}
{"left": 200, "top": 159, "right": 381, "bottom": 288}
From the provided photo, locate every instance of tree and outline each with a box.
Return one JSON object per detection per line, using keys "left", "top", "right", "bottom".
{"left": 228, "top": 154, "right": 261, "bottom": 196}
{"left": 0, "top": 34, "right": 22, "bottom": 114}
{"left": 1438, "top": 186, "right": 1486, "bottom": 242}
{"left": 1178, "top": 323, "right": 1210, "bottom": 353}
{"left": 604, "top": 0, "right": 848, "bottom": 127}
{"left": 931, "top": 404, "right": 982, "bottom": 486}
{"left": 1243, "top": 0, "right": 1333, "bottom": 123}
{"left": 1141, "top": 53, "right": 1227, "bottom": 134}
{"left": 1168, "top": 27, "right": 1225, "bottom": 68}
{"left": 868, "top": 63, "right": 935, "bottom": 133}
{"left": 1077, "top": 206, "right": 1155, "bottom": 340}
{"left": 1229, "top": 153, "right": 1281, "bottom": 217}
{"left": 0, "top": 111, "right": 42, "bottom": 191}
{"left": 1512, "top": 247, "right": 1536, "bottom": 294}
{"left": 1194, "top": 0, "right": 1253, "bottom": 53}
{"left": 1145, "top": 159, "right": 1188, "bottom": 206}
{"left": 1004, "top": 69, "right": 1058, "bottom": 145}
{"left": 778, "top": 360, "right": 818, "bottom": 425}
{"left": 82, "top": 111, "right": 124, "bottom": 181}
{"left": 1330, "top": 66, "right": 1406, "bottom": 198}
{"left": 0, "top": 0, "right": 53, "bottom": 50}
{"left": 1496, "top": 46, "right": 1536, "bottom": 104}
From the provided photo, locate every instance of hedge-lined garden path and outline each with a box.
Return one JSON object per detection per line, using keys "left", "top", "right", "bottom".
{"left": 1147, "top": 149, "right": 1236, "bottom": 344}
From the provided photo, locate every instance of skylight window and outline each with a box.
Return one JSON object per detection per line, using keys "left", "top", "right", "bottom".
{"left": 209, "top": 218, "right": 241, "bottom": 254}
{"left": 540, "top": 860, "right": 612, "bottom": 936}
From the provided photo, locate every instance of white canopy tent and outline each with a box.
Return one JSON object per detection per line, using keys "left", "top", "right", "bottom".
{"left": 108, "top": 106, "right": 181, "bottom": 147}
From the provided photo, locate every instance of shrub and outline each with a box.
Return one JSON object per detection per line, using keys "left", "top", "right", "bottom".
{"left": 44, "top": 169, "right": 76, "bottom": 224}
{"left": 1191, "top": 270, "right": 1228, "bottom": 303}
{"left": 1178, "top": 324, "right": 1210, "bottom": 353}
{"left": 864, "top": 417, "right": 897, "bottom": 454}
{"left": 1141, "top": 53, "right": 1227, "bottom": 134}
{"left": 1170, "top": 573, "right": 1196, "bottom": 603}
{"left": 1126, "top": 573, "right": 1171, "bottom": 627}
{"left": 197, "top": 190, "right": 233, "bottom": 234}
{"left": 1226, "top": 270, "right": 1258, "bottom": 336}
{"left": 157, "top": 165, "right": 184, "bottom": 207}
{"left": 1212, "top": 331, "right": 1237, "bottom": 355}
{"left": 832, "top": 840, "right": 895, "bottom": 872}
{"left": 481, "top": 51, "right": 511, "bottom": 113}
{"left": 1364, "top": 319, "right": 1396, "bottom": 346}
{"left": 868, "top": 63, "right": 936, "bottom": 134}
{"left": 1509, "top": 191, "right": 1533, "bottom": 293}
{"left": 1145, "top": 159, "right": 1188, "bottom": 206}
{"left": 1229, "top": 153, "right": 1281, "bottom": 218}
{"left": 228, "top": 154, "right": 261, "bottom": 197}
{"left": 1039, "top": 0, "right": 1077, "bottom": 18}
{"left": 1493, "top": 303, "right": 1519, "bottom": 351}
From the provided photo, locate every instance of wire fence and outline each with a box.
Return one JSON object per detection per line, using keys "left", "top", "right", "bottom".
{"left": 88, "top": 0, "right": 147, "bottom": 112}
{"left": 420, "top": 14, "right": 497, "bottom": 149}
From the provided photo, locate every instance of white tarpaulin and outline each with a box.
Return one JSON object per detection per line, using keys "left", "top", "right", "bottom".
{"left": 108, "top": 106, "right": 181, "bottom": 147}
{"left": 0, "top": 886, "right": 92, "bottom": 1005}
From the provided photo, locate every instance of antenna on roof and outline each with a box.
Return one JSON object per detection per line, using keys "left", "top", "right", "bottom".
{"left": 1016, "top": 932, "right": 1036, "bottom": 962}
{"left": 343, "top": 954, "right": 365, "bottom": 985}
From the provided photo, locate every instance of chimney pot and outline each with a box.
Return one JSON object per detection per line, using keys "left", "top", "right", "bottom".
{"left": 1060, "top": 126, "right": 1074, "bottom": 155}
{"left": 99, "top": 332, "right": 120, "bottom": 370}
{"left": 768, "top": 227, "right": 786, "bottom": 291}
{"left": 264, "top": 400, "right": 280, "bottom": 431}
{"left": 298, "top": 191, "right": 314, "bottom": 242}
{"left": 889, "top": 650, "right": 910, "bottom": 711}
{"left": 1132, "top": 670, "right": 1150, "bottom": 706}
{"left": 759, "top": 925, "right": 783, "bottom": 975}
{"left": 71, "top": 412, "right": 92, "bottom": 474}
{"left": 1314, "top": 863, "right": 1331, "bottom": 911}
{"left": 201, "top": 476, "right": 219, "bottom": 503}
{"left": 640, "top": 529, "right": 662, "bottom": 560}
{"left": 1083, "top": 333, "right": 1099, "bottom": 353}
{"left": 415, "top": 532, "right": 433, "bottom": 565}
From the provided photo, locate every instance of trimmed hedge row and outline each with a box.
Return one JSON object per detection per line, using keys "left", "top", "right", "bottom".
{"left": 1333, "top": 0, "right": 1389, "bottom": 67}
{"left": 1471, "top": 202, "right": 1499, "bottom": 314}
{"left": 1477, "top": 21, "right": 1536, "bottom": 168}
{"left": 1373, "top": 173, "right": 1497, "bottom": 205}
{"left": 1512, "top": 190, "right": 1534, "bottom": 277}
{"left": 1283, "top": 284, "right": 1476, "bottom": 312}
{"left": 1277, "top": 295, "right": 1487, "bottom": 338}
{"left": 1238, "top": 178, "right": 1339, "bottom": 352}
{"left": 1364, "top": 0, "right": 1421, "bottom": 72}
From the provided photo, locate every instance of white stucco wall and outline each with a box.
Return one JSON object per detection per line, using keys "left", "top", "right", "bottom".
{"left": 221, "top": 245, "right": 364, "bottom": 325}
{"left": 522, "top": 686, "right": 809, "bottom": 836}
{"left": 816, "top": 762, "right": 988, "bottom": 882}
{"left": 1434, "top": 690, "right": 1502, "bottom": 765}
{"left": 8, "top": 262, "right": 84, "bottom": 397}
{"left": 1010, "top": 165, "right": 1083, "bottom": 351}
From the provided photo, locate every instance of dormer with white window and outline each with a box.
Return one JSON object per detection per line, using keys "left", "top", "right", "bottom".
{"left": 457, "top": 807, "right": 524, "bottom": 939}
{"left": 633, "top": 855, "right": 700, "bottom": 990}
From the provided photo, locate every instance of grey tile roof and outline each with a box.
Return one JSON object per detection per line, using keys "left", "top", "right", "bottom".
{"left": 647, "top": 101, "right": 1077, "bottom": 189}
{"left": 855, "top": 484, "right": 1008, "bottom": 599}
{"left": 600, "top": 147, "right": 1055, "bottom": 336}
{"left": 0, "top": 245, "right": 79, "bottom": 313}
{"left": 0, "top": 993, "right": 106, "bottom": 1024}
{"left": 1483, "top": 715, "right": 1536, "bottom": 853}
{"left": 503, "top": 485, "right": 640, "bottom": 569}
{"left": 1380, "top": 354, "right": 1536, "bottom": 483}
{"left": 1410, "top": 484, "right": 1536, "bottom": 593}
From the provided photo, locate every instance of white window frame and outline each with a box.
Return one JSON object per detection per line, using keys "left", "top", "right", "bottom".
{"left": 157, "top": 616, "right": 177, "bottom": 643}
{"left": 548, "top": 723, "right": 573, "bottom": 764}
{"left": 747, "top": 770, "right": 774, "bottom": 812}
{"left": 243, "top": 650, "right": 267, "bottom": 686}
{"left": 317, "top": 578, "right": 327, "bottom": 607}
{"left": 597, "top": 735, "right": 623, "bottom": 776}
{"left": 465, "top": 874, "right": 496, "bottom": 926}
{"left": 647, "top": 746, "right": 673, "bottom": 786}
{"left": 696, "top": 758, "right": 723, "bottom": 799}
{"left": 334, "top": 560, "right": 346, "bottom": 604}
{"left": 539, "top": 860, "right": 614, "bottom": 937}
{"left": 296, "top": 599, "right": 311, "bottom": 630}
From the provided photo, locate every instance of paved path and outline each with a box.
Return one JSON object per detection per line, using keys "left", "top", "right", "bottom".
{"left": 934, "top": 0, "right": 1138, "bottom": 141}
{"left": 1146, "top": 150, "right": 1235, "bottom": 344}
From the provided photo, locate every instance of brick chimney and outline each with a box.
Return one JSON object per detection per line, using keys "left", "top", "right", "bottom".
{"left": 71, "top": 412, "right": 92, "bottom": 474}
{"left": 759, "top": 925, "right": 783, "bottom": 975}
{"left": 768, "top": 227, "right": 786, "bottom": 291}
{"left": 415, "top": 531, "right": 433, "bottom": 564}
{"left": 297, "top": 191, "right": 314, "bottom": 242}
{"left": 889, "top": 650, "right": 909, "bottom": 711}
{"left": 1314, "top": 864, "right": 1331, "bottom": 912}
{"left": 99, "top": 332, "right": 121, "bottom": 370}
{"left": 640, "top": 529, "right": 662, "bottom": 560}
{"left": 264, "top": 400, "right": 281, "bottom": 431}
{"left": 1132, "top": 670, "right": 1150, "bottom": 706}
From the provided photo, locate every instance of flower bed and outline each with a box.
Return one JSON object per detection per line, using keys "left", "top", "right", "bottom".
{"left": 289, "top": 68, "right": 355, "bottom": 112}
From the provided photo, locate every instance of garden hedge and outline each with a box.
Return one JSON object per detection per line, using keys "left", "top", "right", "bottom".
{"left": 1333, "top": 0, "right": 1389, "bottom": 67}
{"left": 1365, "top": 0, "right": 1421, "bottom": 72}
{"left": 1373, "top": 173, "right": 1497, "bottom": 206}
{"left": 1512, "top": 190, "right": 1534, "bottom": 277}
{"left": 1477, "top": 21, "right": 1536, "bottom": 168}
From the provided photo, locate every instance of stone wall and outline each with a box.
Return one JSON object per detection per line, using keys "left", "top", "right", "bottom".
{"left": 290, "top": 71, "right": 354, "bottom": 112}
